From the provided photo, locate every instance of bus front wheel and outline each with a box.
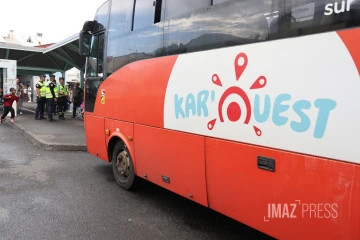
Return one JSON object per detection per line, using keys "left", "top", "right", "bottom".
{"left": 111, "top": 141, "right": 136, "bottom": 190}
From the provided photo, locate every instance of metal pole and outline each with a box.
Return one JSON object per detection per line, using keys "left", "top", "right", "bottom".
{"left": 81, "top": 58, "right": 87, "bottom": 89}
{"left": 80, "top": 70, "right": 84, "bottom": 89}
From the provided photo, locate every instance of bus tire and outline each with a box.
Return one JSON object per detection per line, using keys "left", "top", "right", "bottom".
{"left": 111, "top": 141, "right": 136, "bottom": 190}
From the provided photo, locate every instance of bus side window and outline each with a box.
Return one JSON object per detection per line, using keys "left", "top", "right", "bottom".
{"left": 163, "top": 0, "right": 208, "bottom": 55}
{"left": 283, "top": 0, "right": 360, "bottom": 37}
{"left": 107, "top": 0, "right": 134, "bottom": 75}
{"left": 107, "top": 0, "right": 164, "bottom": 73}
{"left": 87, "top": 34, "right": 105, "bottom": 78}
{"left": 87, "top": 35, "right": 99, "bottom": 78}
{"left": 94, "top": 1, "right": 110, "bottom": 32}
{"left": 98, "top": 34, "right": 105, "bottom": 77}
{"left": 163, "top": 0, "right": 279, "bottom": 55}
{"left": 164, "top": 0, "right": 208, "bottom": 20}
{"left": 133, "top": 0, "right": 159, "bottom": 31}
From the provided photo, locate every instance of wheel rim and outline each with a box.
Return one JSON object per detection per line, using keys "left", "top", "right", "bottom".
{"left": 115, "top": 150, "right": 130, "bottom": 182}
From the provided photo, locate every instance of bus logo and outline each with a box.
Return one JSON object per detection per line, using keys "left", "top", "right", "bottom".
{"left": 207, "top": 52, "right": 266, "bottom": 137}
{"left": 101, "top": 89, "right": 106, "bottom": 104}
{"left": 173, "top": 52, "right": 337, "bottom": 139}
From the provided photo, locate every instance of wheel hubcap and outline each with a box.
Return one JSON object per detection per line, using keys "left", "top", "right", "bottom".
{"left": 116, "top": 150, "right": 130, "bottom": 181}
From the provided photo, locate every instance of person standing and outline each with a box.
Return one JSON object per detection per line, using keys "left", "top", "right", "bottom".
{"left": 57, "top": 77, "right": 68, "bottom": 120}
{"left": 51, "top": 77, "right": 59, "bottom": 115}
{"left": 68, "top": 87, "right": 73, "bottom": 112}
{"left": 27, "top": 85, "right": 32, "bottom": 102}
{"left": 49, "top": 75, "right": 59, "bottom": 116}
{"left": 17, "top": 81, "right": 23, "bottom": 115}
{"left": 45, "top": 77, "right": 58, "bottom": 122}
{"left": 18, "top": 82, "right": 24, "bottom": 115}
{"left": 22, "top": 85, "right": 28, "bottom": 102}
{"left": 72, "top": 82, "right": 84, "bottom": 119}
{"left": 0, "top": 88, "right": 18, "bottom": 124}
{"left": 18, "top": 90, "right": 23, "bottom": 115}
{"left": 35, "top": 75, "right": 47, "bottom": 120}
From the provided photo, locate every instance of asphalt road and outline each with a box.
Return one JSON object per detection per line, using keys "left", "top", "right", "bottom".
{"left": 0, "top": 124, "right": 274, "bottom": 240}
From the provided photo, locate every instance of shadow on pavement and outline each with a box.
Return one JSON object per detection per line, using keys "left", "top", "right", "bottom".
{"left": 93, "top": 162, "right": 275, "bottom": 240}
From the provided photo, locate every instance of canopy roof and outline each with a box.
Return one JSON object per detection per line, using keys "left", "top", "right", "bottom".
{"left": 0, "top": 33, "right": 85, "bottom": 76}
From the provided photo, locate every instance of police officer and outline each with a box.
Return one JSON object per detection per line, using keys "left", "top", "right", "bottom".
{"left": 45, "top": 76, "right": 58, "bottom": 122}
{"left": 49, "top": 75, "right": 58, "bottom": 116}
{"left": 57, "top": 77, "right": 68, "bottom": 120}
{"left": 35, "top": 75, "right": 47, "bottom": 120}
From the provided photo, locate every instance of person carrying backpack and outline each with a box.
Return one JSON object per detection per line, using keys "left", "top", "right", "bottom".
{"left": 0, "top": 88, "right": 19, "bottom": 124}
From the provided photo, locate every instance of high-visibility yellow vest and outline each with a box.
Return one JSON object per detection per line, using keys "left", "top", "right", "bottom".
{"left": 45, "top": 81, "right": 58, "bottom": 99}
{"left": 58, "top": 84, "right": 68, "bottom": 97}
{"left": 37, "top": 81, "right": 46, "bottom": 97}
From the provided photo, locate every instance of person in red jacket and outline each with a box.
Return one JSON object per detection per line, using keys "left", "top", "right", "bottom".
{"left": 0, "top": 88, "right": 19, "bottom": 124}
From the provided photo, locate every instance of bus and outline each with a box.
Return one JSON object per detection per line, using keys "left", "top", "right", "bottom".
{"left": 79, "top": 0, "right": 360, "bottom": 239}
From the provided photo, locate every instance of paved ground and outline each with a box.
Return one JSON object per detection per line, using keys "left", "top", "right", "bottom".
{"left": 3, "top": 102, "right": 86, "bottom": 151}
{"left": 0, "top": 124, "right": 274, "bottom": 240}
{"left": 20, "top": 102, "right": 75, "bottom": 117}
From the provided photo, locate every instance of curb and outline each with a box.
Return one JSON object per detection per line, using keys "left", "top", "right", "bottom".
{"left": 6, "top": 121, "right": 87, "bottom": 152}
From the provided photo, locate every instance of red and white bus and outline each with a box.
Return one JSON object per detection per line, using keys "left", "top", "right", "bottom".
{"left": 79, "top": 0, "right": 360, "bottom": 239}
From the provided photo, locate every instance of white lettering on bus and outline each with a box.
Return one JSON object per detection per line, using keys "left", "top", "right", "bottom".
{"left": 267, "top": 203, "right": 297, "bottom": 219}
{"left": 324, "top": 0, "right": 354, "bottom": 15}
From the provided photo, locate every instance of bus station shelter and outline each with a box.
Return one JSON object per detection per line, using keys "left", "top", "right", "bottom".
{"left": 0, "top": 33, "right": 85, "bottom": 85}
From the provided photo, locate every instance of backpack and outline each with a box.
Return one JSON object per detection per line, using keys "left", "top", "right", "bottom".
{"left": 2, "top": 94, "right": 11, "bottom": 104}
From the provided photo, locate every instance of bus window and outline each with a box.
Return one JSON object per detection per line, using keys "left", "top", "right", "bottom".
{"left": 107, "top": 0, "right": 164, "bottom": 73}
{"left": 87, "top": 35, "right": 99, "bottom": 78}
{"left": 94, "top": 1, "right": 110, "bottom": 32}
{"left": 283, "top": 0, "right": 360, "bottom": 37}
{"left": 98, "top": 34, "right": 104, "bottom": 77}
{"left": 87, "top": 33, "right": 104, "bottom": 77}
{"left": 107, "top": 0, "right": 134, "bottom": 75}
{"left": 164, "top": 0, "right": 279, "bottom": 55}
{"left": 108, "top": 0, "right": 134, "bottom": 35}
{"left": 85, "top": 33, "right": 105, "bottom": 112}
{"left": 165, "top": 0, "right": 208, "bottom": 19}
{"left": 133, "top": 0, "right": 158, "bottom": 31}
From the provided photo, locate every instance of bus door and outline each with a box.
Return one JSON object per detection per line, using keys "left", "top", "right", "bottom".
{"left": 84, "top": 32, "right": 108, "bottom": 160}
{"left": 85, "top": 32, "right": 105, "bottom": 112}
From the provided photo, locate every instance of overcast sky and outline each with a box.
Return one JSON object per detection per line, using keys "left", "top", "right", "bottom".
{"left": 0, "top": 0, "right": 106, "bottom": 43}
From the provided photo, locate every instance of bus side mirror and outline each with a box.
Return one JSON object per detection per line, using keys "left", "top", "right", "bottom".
{"left": 79, "top": 31, "right": 91, "bottom": 56}
{"left": 82, "top": 21, "right": 95, "bottom": 32}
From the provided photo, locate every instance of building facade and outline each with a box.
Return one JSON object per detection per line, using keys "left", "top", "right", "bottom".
{"left": 1, "top": 30, "right": 47, "bottom": 47}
